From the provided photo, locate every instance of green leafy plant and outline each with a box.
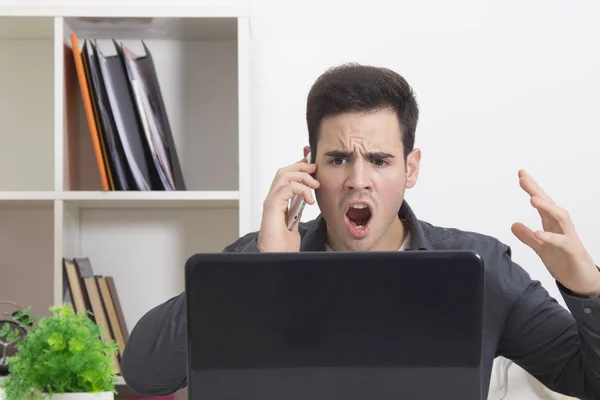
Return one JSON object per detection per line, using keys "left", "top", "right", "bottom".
{"left": 0, "top": 309, "right": 28, "bottom": 342}
{"left": 0, "top": 303, "right": 118, "bottom": 400}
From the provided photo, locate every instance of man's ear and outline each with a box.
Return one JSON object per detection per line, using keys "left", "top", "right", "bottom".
{"left": 303, "top": 145, "right": 311, "bottom": 160}
{"left": 405, "top": 148, "right": 421, "bottom": 189}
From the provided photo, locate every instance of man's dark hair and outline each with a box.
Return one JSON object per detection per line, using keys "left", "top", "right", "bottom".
{"left": 306, "top": 63, "right": 419, "bottom": 161}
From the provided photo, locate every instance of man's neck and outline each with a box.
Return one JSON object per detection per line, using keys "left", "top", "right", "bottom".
{"left": 374, "top": 217, "right": 407, "bottom": 251}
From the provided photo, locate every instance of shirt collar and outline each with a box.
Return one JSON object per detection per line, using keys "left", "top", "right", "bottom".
{"left": 299, "top": 200, "right": 431, "bottom": 251}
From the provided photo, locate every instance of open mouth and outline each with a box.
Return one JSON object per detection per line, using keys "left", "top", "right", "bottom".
{"left": 345, "top": 203, "right": 372, "bottom": 237}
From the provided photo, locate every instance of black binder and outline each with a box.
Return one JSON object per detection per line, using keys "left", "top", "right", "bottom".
{"left": 83, "top": 40, "right": 132, "bottom": 191}
{"left": 121, "top": 40, "right": 186, "bottom": 191}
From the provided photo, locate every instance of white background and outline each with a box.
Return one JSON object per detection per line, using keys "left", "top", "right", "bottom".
{"left": 248, "top": 0, "right": 600, "bottom": 308}
{"left": 246, "top": 1, "right": 599, "bottom": 398}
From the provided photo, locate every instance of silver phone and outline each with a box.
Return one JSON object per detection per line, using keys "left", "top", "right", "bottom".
{"left": 286, "top": 152, "right": 312, "bottom": 231}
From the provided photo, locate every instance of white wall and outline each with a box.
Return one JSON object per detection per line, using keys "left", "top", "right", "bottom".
{"left": 248, "top": 0, "right": 600, "bottom": 309}
{"left": 247, "top": 0, "right": 599, "bottom": 399}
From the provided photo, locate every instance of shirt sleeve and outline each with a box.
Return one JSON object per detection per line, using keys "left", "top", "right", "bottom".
{"left": 120, "top": 233, "right": 261, "bottom": 396}
{"left": 120, "top": 293, "right": 188, "bottom": 396}
{"left": 497, "top": 255, "right": 600, "bottom": 400}
{"left": 558, "top": 280, "right": 600, "bottom": 387}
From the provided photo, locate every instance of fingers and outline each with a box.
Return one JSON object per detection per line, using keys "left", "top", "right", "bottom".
{"left": 530, "top": 196, "right": 574, "bottom": 235}
{"left": 280, "top": 160, "right": 317, "bottom": 174}
{"left": 518, "top": 169, "right": 576, "bottom": 235}
{"left": 279, "top": 182, "right": 315, "bottom": 205}
{"left": 264, "top": 181, "right": 315, "bottom": 212}
{"left": 511, "top": 222, "right": 542, "bottom": 253}
{"left": 269, "top": 162, "right": 318, "bottom": 193}
{"left": 533, "top": 230, "right": 571, "bottom": 249}
{"left": 267, "top": 181, "right": 315, "bottom": 213}
{"left": 518, "top": 170, "right": 551, "bottom": 201}
{"left": 512, "top": 222, "right": 577, "bottom": 254}
{"left": 271, "top": 171, "right": 320, "bottom": 194}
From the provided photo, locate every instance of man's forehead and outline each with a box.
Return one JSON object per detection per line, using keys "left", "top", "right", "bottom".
{"left": 318, "top": 111, "right": 403, "bottom": 145}
{"left": 317, "top": 127, "right": 404, "bottom": 152}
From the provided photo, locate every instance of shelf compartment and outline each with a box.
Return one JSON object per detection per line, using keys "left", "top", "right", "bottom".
{"left": 0, "top": 16, "right": 55, "bottom": 191}
{"left": 0, "top": 201, "right": 55, "bottom": 318}
{"left": 61, "top": 16, "right": 239, "bottom": 192}
{"left": 62, "top": 205, "right": 240, "bottom": 334}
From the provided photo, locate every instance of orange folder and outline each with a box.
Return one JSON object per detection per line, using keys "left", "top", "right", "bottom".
{"left": 70, "top": 32, "right": 113, "bottom": 191}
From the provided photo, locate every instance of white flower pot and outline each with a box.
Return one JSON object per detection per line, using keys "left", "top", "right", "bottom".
{"left": 0, "top": 380, "right": 114, "bottom": 400}
{"left": 0, "top": 388, "right": 113, "bottom": 400}
{"left": 43, "top": 393, "right": 114, "bottom": 400}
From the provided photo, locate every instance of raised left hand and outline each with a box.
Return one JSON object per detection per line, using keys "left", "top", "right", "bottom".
{"left": 511, "top": 169, "right": 600, "bottom": 298}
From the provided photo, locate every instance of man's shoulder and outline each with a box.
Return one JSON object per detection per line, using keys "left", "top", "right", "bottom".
{"left": 420, "top": 218, "right": 530, "bottom": 294}
{"left": 417, "top": 219, "right": 517, "bottom": 274}
{"left": 418, "top": 219, "right": 510, "bottom": 254}
{"left": 221, "top": 218, "right": 319, "bottom": 253}
{"left": 420, "top": 219, "right": 545, "bottom": 313}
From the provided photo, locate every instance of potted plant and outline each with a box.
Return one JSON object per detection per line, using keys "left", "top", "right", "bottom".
{"left": 0, "top": 303, "right": 118, "bottom": 400}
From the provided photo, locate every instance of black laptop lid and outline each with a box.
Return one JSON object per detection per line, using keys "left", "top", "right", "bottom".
{"left": 185, "top": 250, "right": 484, "bottom": 400}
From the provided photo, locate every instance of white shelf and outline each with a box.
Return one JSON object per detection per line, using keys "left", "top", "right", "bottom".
{"left": 62, "top": 190, "right": 239, "bottom": 208}
{"left": 0, "top": 1, "right": 250, "bottom": 18}
{"left": 64, "top": 16, "right": 238, "bottom": 40}
{"left": 0, "top": 192, "right": 57, "bottom": 201}
{"left": 0, "top": 7, "right": 251, "bottom": 395}
{"left": 0, "top": 191, "right": 239, "bottom": 208}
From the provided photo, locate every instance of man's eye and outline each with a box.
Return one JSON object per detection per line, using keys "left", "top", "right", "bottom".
{"left": 332, "top": 158, "right": 345, "bottom": 165}
{"left": 373, "top": 159, "right": 386, "bottom": 166}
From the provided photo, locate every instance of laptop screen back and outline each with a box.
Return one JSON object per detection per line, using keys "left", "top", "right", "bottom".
{"left": 185, "top": 250, "right": 484, "bottom": 400}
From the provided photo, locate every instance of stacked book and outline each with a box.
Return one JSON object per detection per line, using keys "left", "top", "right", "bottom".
{"left": 63, "top": 257, "right": 128, "bottom": 375}
{"left": 70, "top": 33, "right": 186, "bottom": 191}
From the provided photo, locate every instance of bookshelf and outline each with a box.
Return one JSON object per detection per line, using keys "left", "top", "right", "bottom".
{"left": 0, "top": 3, "right": 251, "bottom": 394}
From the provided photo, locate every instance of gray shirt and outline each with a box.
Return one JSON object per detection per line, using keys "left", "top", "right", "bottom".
{"left": 120, "top": 200, "right": 600, "bottom": 399}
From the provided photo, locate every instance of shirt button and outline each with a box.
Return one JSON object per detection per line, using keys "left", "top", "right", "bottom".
{"left": 583, "top": 307, "right": 592, "bottom": 314}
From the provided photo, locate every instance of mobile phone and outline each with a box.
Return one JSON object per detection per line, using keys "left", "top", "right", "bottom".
{"left": 286, "top": 152, "right": 312, "bottom": 231}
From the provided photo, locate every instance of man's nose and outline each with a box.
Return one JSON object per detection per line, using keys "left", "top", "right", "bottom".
{"left": 345, "top": 160, "right": 372, "bottom": 191}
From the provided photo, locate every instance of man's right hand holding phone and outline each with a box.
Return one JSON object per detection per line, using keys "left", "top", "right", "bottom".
{"left": 256, "top": 154, "right": 319, "bottom": 252}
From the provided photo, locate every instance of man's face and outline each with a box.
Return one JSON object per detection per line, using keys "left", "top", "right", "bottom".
{"left": 312, "top": 108, "right": 421, "bottom": 251}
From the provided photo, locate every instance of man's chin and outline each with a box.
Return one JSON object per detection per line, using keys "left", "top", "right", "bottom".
{"left": 339, "top": 233, "right": 377, "bottom": 252}
{"left": 326, "top": 220, "right": 377, "bottom": 251}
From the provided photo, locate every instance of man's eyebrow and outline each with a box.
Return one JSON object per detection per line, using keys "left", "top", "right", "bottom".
{"left": 324, "top": 150, "right": 395, "bottom": 159}
{"left": 325, "top": 150, "right": 353, "bottom": 158}
{"left": 366, "top": 152, "right": 395, "bottom": 159}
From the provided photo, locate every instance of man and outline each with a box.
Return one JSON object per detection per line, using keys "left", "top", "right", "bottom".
{"left": 120, "top": 63, "right": 600, "bottom": 399}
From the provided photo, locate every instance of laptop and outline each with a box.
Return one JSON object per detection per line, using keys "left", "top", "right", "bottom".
{"left": 184, "top": 250, "right": 485, "bottom": 400}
